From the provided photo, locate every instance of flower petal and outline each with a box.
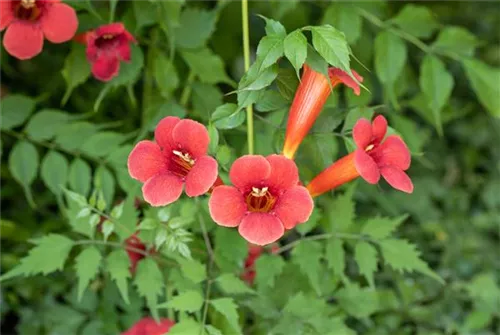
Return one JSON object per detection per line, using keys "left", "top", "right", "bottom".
{"left": 142, "top": 173, "right": 183, "bottom": 207}
{"left": 41, "top": 3, "right": 78, "bottom": 43}
{"left": 3, "top": 21, "right": 43, "bottom": 60}
{"left": 238, "top": 213, "right": 284, "bottom": 245}
{"left": 154, "top": 116, "right": 180, "bottom": 151}
{"left": 371, "top": 115, "right": 387, "bottom": 144}
{"left": 353, "top": 118, "right": 373, "bottom": 149}
{"left": 91, "top": 56, "right": 120, "bottom": 81}
{"left": 172, "top": 119, "right": 210, "bottom": 158}
{"left": 95, "top": 22, "right": 125, "bottom": 37}
{"left": 329, "top": 68, "right": 363, "bottom": 96}
{"left": 0, "top": 1, "right": 14, "bottom": 31}
{"left": 185, "top": 155, "right": 218, "bottom": 197}
{"left": 372, "top": 135, "right": 411, "bottom": 170}
{"left": 274, "top": 186, "right": 314, "bottom": 229}
{"left": 354, "top": 149, "right": 380, "bottom": 184}
{"left": 266, "top": 154, "right": 299, "bottom": 192}
{"left": 380, "top": 166, "right": 414, "bottom": 193}
{"left": 209, "top": 186, "right": 246, "bottom": 227}
{"left": 123, "top": 318, "right": 175, "bottom": 335}
{"left": 229, "top": 155, "right": 271, "bottom": 192}
{"left": 127, "top": 141, "right": 167, "bottom": 183}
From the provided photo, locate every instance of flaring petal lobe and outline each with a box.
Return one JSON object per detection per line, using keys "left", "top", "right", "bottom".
{"left": 229, "top": 155, "right": 271, "bottom": 192}
{"left": 380, "top": 166, "right": 414, "bottom": 193}
{"left": 371, "top": 115, "right": 387, "bottom": 144}
{"left": 91, "top": 56, "right": 120, "bottom": 81}
{"left": 274, "top": 186, "right": 314, "bottom": 229}
{"left": 142, "top": 173, "right": 183, "bottom": 207}
{"left": 238, "top": 213, "right": 284, "bottom": 246}
{"left": 209, "top": 186, "right": 246, "bottom": 227}
{"left": 95, "top": 22, "right": 125, "bottom": 37}
{"left": 172, "top": 119, "right": 210, "bottom": 158}
{"left": 0, "top": 1, "right": 13, "bottom": 31}
{"left": 185, "top": 155, "right": 218, "bottom": 197}
{"left": 154, "top": 116, "right": 180, "bottom": 150}
{"left": 373, "top": 135, "right": 411, "bottom": 170}
{"left": 354, "top": 149, "right": 380, "bottom": 184}
{"left": 330, "top": 68, "right": 363, "bottom": 96}
{"left": 353, "top": 118, "right": 373, "bottom": 149}
{"left": 266, "top": 154, "right": 299, "bottom": 192}
{"left": 41, "top": 3, "right": 78, "bottom": 43}
{"left": 3, "top": 21, "right": 43, "bottom": 60}
{"left": 127, "top": 141, "right": 167, "bottom": 183}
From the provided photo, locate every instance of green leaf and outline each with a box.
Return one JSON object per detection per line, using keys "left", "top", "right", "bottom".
{"left": 205, "top": 325, "right": 223, "bottom": 335}
{"left": 8, "top": 141, "right": 38, "bottom": 206}
{"left": 462, "top": 59, "right": 500, "bottom": 117}
{"left": 114, "top": 192, "right": 138, "bottom": 240}
{"left": 212, "top": 103, "right": 245, "bottom": 129}
{"left": 54, "top": 122, "right": 98, "bottom": 151}
{"left": 107, "top": 44, "right": 144, "bottom": 87}
{"left": 69, "top": 158, "right": 92, "bottom": 197}
{"left": 284, "top": 30, "right": 307, "bottom": 78}
{"left": 208, "top": 123, "right": 219, "bottom": 154}
{"left": 325, "top": 239, "right": 345, "bottom": 280}
{"left": 106, "top": 249, "right": 131, "bottom": 304}
{"left": 362, "top": 215, "right": 407, "bottom": 239}
{"left": 305, "top": 45, "right": 329, "bottom": 80}
{"left": 62, "top": 43, "right": 91, "bottom": 104}
{"left": 24, "top": 109, "right": 70, "bottom": 141}
{"left": 133, "top": 1, "right": 158, "bottom": 31}
{"left": 380, "top": 239, "right": 444, "bottom": 283}
{"left": 175, "top": 8, "right": 217, "bottom": 49}
{"left": 432, "top": 26, "right": 480, "bottom": 57}
{"left": 255, "top": 90, "right": 288, "bottom": 112}
{"left": 310, "top": 25, "right": 350, "bottom": 72}
{"left": 296, "top": 208, "right": 321, "bottom": 235}
{"left": 254, "top": 254, "right": 285, "bottom": 290}
{"left": 292, "top": 240, "right": 322, "bottom": 295}
{"left": 168, "top": 318, "right": 201, "bottom": 335}
{"left": 41, "top": 151, "right": 69, "bottom": 196}
{"left": 94, "top": 166, "right": 115, "bottom": 210}
{"left": 259, "top": 15, "right": 286, "bottom": 37}
{"left": 191, "top": 82, "right": 223, "bottom": 116}
{"left": 239, "top": 64, "right": 279, "bottom": 92}
{"left": 0, "top": 95, "right": 35, "bottom": 130}
{"left": 1, "top": 234, "right": 74, "bottom": 281}
{"left": 374, "top": 31, "right": 407, "bottom": 84}
{"left": 134, "top": 258, "right": 164, "bottom": 316}
{"left": 74, "top": 247, "right": 101, "bottom": 301}
{"left": 81, "top": 132, "right": 126, "bottom": 157}
{"left": 336, "top": 283, "right": 379, "bottom": 318}
{"left": 354, "top": 242, "right": 378, "bottom": 287}
{"left": 179, "top": 258, "right": 206, "bottom": 284}
{"left": 328, "top": 185, "right": 356, "bottom": 231}
{"left": 256, "top": 35, "right": 284, "bottom": 71}
{"left": 322, "top": 3, "right": 362, "bottom": 44}
{"left": 102, "top": 220, "right": 114, "bottom": 241}
{"left": 391, "top": 4, "right": 439, "bottom": 38}
{"left": 216, "top": 273, "right": 254, "bottom": 294}
{"left": 342, "top": 106, "right": 375, "bottom": 134}
{"left": 214, "top": 229, "right": 248, "bottom": 273}
{"left": 276, "top": 68, "right": 300, "bottom": 101}
{"left": 154, "top": 54, "right": 179, "bottom": 97}
{"left": 182, "top": 48, "right": 233, "bottom": 85}
{"left": 158, "top": 290, "right": 203, "bottom": 312}
{"left": 210, "top": 298, "right": 240, "bottom": 333}
{"left": 419, "top": 55, "right": 455, "bottom": 133}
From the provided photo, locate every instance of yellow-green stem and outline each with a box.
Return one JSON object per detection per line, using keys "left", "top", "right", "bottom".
{"left": 242, "top": 0, "right": 254, "bottom": 154}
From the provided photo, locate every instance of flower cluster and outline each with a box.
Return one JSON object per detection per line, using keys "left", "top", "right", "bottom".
{"left": 127, "top": 65, "right": 413, "bottom": 246}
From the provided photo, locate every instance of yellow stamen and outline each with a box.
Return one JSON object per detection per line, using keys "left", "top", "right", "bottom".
{"left": 172, "top": 150, "right": 195, "bottom": 165}
{"left": 102, "top": 34, "right": 114, "bottom": 40}
{"left": 21, "top": 0, "right": 35, "bottom": 9}
{"left": 251, "top": 186, "right": 268, "bottom": 197}
{"left": 365, "top": 144, "right": 375, "bottom": 152}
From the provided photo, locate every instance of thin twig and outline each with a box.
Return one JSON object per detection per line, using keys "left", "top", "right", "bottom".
{"left": 199, "top": 214, "right": 215, "bottom": 334}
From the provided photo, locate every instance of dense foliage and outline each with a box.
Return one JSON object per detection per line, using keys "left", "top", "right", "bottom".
{"left": 1, "top": 1, "right": 499, "bottom": 335}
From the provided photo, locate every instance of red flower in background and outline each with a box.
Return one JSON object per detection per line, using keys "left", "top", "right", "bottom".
{"left": 125, "top": 235, "right": 147, "bottom": 274}
{"left": 85, "top": 23, "right": 135, "bottom": 81}
{"left": 209, "top": 155, "right": 313, "bottom": 245}
{"left": 0, "top": 0, "right": 78, "bottom": 59}
{"left": 306, "top": 115, "right": 413, "bottom": 196}
{"left": 242, "top": 243, "right": 279, "bottom": 285}
{"left": 122, "top": 317, "right": 175, "bottom": 335}
{"left": 128, "top": 117, "right": 218, "bottom": 207}
{"left": 283, "top": 65, "right": 363, "bottom": 159}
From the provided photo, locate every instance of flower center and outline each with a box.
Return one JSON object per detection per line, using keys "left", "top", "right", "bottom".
{"left": 246, "top": 187, "right": 276, "bottom": 213}
{"left": 169, "top": 150, "right": 194, "bottom": 178}
{"left": 365, "top": 144, "right": 375, "bottom": 152}
{"left": 15, "top": 0, "right": 40, "bottom": 21}
{"left": 95, "top": 34, "right": 119, "bottom": 49}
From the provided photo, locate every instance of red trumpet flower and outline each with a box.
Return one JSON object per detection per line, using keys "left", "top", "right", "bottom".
{"left": 122, "top": 317, "right": 175, "bottom": 335}
{"left": 282, "top": 65, "right": 363, "bottom": 159}
{"left": 242, "top": 243, "right": 279, "bottom": 285}
{"left": 1, "top": 0, "right": 78, "bottom": 59}
{"left": 209, "top": 155, "right": 313, "bottom": 245}
{"left": 306, "top": 115, "right": 413, "bottom": 196}
{"left": 128, "top": 117, "right": 218, "bottom": 207}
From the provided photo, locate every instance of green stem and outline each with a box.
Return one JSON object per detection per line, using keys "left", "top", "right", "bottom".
{"left": 199, "top": 214, "right": 214, "bottom": 334}
{"left": 180, "top": 71, "right": 196, "bottom": 108}
{"left": 142, "top": 29, "right": 159, "bottom": 128}
{"left": 241, "top": 0, "right": 254, "bottom": 154}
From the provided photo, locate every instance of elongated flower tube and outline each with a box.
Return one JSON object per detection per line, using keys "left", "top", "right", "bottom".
{"left": 282, "top": 65, "right": 363, "bottom": 159}
{"left": 306, "top": 115, "right": 414, "bottom": 196}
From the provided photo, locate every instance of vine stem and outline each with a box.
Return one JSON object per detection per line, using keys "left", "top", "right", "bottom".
{"left": 275, "top": 232, "right": 376, "bottom": 254}
{"left": 180, "top": 71, "right": 196, "bottom": 108}
{"left": 199, "top": 214, "right": 214, "bottom": 335}
{"left": 241, "top": 0, "right": 254, "bottom": 154}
